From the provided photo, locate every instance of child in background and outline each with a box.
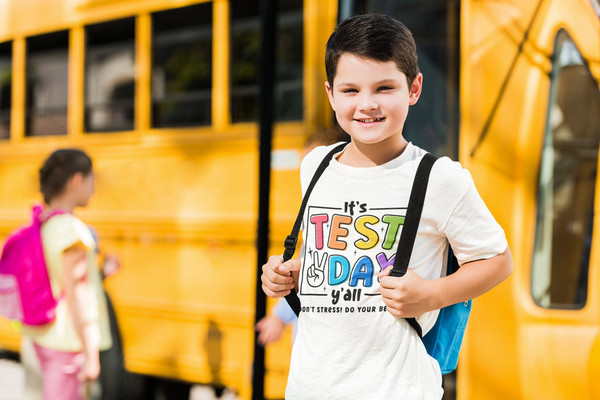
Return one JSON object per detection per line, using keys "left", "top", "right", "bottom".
{"left": 261, "top": 14, "right": 512, "bottom": 399}
{"left": 23, "top": 149, "right": 112, "bottom": 400}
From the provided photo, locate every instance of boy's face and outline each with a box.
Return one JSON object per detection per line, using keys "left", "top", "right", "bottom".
{"left": 325, "top": 54, "right": 422, "bottom": 148}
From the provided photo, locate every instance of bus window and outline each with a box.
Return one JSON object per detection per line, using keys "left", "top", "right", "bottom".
{"left": 26, "top": 31, "right": 69, "bottom": 137}
{"left": 0, "top": 41, "right": 10, "bottom": 140}
{"left": 340, "top": 0, "right": 460, "bottom": 158}
{"left": 230, "top": 0, "right": 303, "bottom": 123}
{"left": 152, "top": 3, "right": 212, "bottom": 128}
{"left": 85, "top": 18, "right": 136, "bottom": 133}
{"left": 591, "top": 0, "right": 600, "bottom": 16}
{"left": 532, "top": 32, "right": 600, "bottom": 309}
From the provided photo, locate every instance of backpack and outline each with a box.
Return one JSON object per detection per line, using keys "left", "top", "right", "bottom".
{"left": 282, "top": 143, "right": 471, "bottom": 375}
{"left": 0, "top": 205, "right": 64, "bottom": 326}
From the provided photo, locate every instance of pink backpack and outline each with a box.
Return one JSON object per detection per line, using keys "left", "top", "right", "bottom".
{"left": 0, "top": 205, "right": 64, "bottom": 325}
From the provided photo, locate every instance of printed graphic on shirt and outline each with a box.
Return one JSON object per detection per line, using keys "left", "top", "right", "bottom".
{"left": 300, "top": 201, "right": 406, "bottom": 313}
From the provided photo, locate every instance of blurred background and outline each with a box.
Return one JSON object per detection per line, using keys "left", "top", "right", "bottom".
{"left": 0, "top": 0, "right": 599, "bottom": 399}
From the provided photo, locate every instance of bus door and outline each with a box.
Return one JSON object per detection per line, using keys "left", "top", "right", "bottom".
{"left": 527, "top": 25, "right": 600, "bottom": 399}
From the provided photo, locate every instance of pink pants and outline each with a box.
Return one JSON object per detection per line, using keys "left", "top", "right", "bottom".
{"left": 33, "top": 343, "right": 85, "bottom": 400}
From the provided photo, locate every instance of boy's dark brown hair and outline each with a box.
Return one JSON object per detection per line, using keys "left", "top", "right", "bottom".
{"left": 325, "top": 13, "right": 420, "bottom": 87}
{"left": 39, "top": 149, "right": 92, "bottom": 204}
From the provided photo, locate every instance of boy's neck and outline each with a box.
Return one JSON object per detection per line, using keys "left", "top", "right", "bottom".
{"left": 338, "top": 136, "right": 409, "bottom": 167}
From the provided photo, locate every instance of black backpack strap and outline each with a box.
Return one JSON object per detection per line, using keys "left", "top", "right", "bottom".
{"left": 389, "top": 153, "right": 438, "bottom": 338}
{"left": 284, "top": 142, "right": 348, "bottom": 316}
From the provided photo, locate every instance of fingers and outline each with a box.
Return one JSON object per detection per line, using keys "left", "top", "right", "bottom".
{"left": 261, "top": 255, "right": 297, "bottom": 298}
{"left": 379, "top": 270, "right": 433, "bottom": 318}
{"left": 378, "top": 266, "right": 392, "bottom": 280}
{"left": 379, "top": 274, "right": 401, "bottom": 290}
{"left": 379, "top": 269, "right": 415, "bottom": 301}
{"left": 379, "top": 283, "right": 406, "bottom": 304}
{"left": 278, "top": 258, "right": 301, "bottom": 274}
{"left": 379, "top": 270, "right": 411, "bottom": 316}
{"left": 380, "top": 291, "right": 414, "bottom": 318}
{"left": 379, "top": 268, "right": 413, "bottom": 289}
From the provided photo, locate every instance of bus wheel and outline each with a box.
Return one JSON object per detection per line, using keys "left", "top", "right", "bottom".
{"left": 99, "top": 293, "right": 150, "bottom": 400}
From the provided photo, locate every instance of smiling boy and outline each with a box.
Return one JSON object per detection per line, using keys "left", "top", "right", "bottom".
{"left": 261, "top": 14, "right": 512, "bottom": 399}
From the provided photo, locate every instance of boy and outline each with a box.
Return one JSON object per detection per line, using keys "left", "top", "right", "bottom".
{"left": 261, "top": 14, "right": 512, "bottom": 399}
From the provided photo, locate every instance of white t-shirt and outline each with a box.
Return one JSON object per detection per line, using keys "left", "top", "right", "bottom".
{"left": 286, "top": 142, "right": 507, "bottom": 399}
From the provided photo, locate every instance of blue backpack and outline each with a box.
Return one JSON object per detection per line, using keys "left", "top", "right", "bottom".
{"left": 283, "top": 144, "right": 471, "bottom": 375}
{"left": 389, "top": 152, "right": 472, "bottom": 375}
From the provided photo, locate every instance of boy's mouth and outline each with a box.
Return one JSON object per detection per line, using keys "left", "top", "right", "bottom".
{"left": 355, "top": 117, "right": 385, "bottom": 123}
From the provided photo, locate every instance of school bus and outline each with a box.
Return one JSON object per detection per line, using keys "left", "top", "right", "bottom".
{"left": 0, "top": 0, "right": 323, "bottom": 398}
{"left": 0, "top": 0, "right": 599, "bottom": 399}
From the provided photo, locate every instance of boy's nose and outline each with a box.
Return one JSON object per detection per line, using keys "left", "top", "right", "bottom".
{"left": 358, "top": 94, "right": 379, "bottom": 111}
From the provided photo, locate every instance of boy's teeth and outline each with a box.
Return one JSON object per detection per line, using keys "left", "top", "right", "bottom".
{"left": 361, "top": 118, "right": 382, "bottom": 122}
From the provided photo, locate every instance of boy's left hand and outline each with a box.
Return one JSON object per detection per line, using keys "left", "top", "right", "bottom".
{"left": 378, "top": 267, "right": 437, "bottom": 318}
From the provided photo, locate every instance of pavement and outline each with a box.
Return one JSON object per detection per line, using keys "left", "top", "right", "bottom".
{"left": 0, "top": 358, "right": 37, "bottom": 400}
{"left": 0, "top": 356, "right": 239, "bottom": 400}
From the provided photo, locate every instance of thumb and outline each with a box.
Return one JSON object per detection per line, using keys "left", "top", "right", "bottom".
{"left": 279, "top": 258, "right": 301, "bottom": 274}
{"left": 378, "top": 266, "right": 392, "bottom": 278}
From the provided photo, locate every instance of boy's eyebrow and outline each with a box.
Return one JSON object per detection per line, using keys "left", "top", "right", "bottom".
{"left": 335, "top": 78, "right": 401, "bottom": 87}
{"left": 374, "top": 79, "right": 401, "bottom": 85}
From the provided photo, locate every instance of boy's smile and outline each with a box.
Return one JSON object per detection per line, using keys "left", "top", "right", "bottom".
{"left": 355, "top": 117, "right": 385, "bottom": 124}
{"left": 325, "top": 54, "right": 422, "bottom": 165}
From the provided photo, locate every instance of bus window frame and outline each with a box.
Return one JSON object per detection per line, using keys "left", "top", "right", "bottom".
{"left": 84, "top": 17, "right": 137, "bottom": 134}
{"left": 0, "top": 40, "right": 11, "bottom": 140}
{"left": 531, "top": 29, "right": 600, "bottom": 311}
{"left": 591, "top": 0, "right": 600, "bottom": 17}
{"left": 0, "top": 0, "right": 321, "bottom": 146}
{"left": 150, "top": 3, "right": 214, "bottom": 129}
{"left": 25, "top": 30, "right": 70, "bottom": 138}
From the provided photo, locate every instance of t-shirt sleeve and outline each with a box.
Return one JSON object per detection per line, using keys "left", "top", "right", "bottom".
{"left": 430, "top": 158, "right": 508, "bottom": 265}
{"left": 44, "top": 214, "right": 95, "bottom": 255}
{"left": 41, "top": 214, "right": 97, "bottom": 295}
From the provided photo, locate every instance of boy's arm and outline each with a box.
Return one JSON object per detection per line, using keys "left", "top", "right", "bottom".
{"left": 379, "top": 246, "right": 513, "bottom": 318}
{"left": 433, "top": 246, "right": 513, "bottom": 307}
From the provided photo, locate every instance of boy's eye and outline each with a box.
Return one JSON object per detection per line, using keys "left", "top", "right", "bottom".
{"left": 377, "top": 86, "right": 394, "bottom": 92}
{"left": 343, "top": 88, "right": 358, "bottom": 94}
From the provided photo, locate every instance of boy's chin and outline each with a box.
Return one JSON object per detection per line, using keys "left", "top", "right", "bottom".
{"left": 349, "top": 136, "right": 395, "bottom": 146}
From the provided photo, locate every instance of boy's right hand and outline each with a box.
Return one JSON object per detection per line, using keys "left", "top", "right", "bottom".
{"left": 261, "top": 255, "right": 300, "bottom": 298}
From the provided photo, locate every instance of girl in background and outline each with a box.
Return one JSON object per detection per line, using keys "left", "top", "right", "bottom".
{"left": 23, "top": 149, "right": 112, "bottom": 400}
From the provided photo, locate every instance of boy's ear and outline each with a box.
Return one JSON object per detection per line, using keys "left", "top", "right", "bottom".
{"left": 324, "top": 81, "right": 336, "bottom": 111}
{"left": 408, "top": 73, "right": 423, "bottom": 106}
